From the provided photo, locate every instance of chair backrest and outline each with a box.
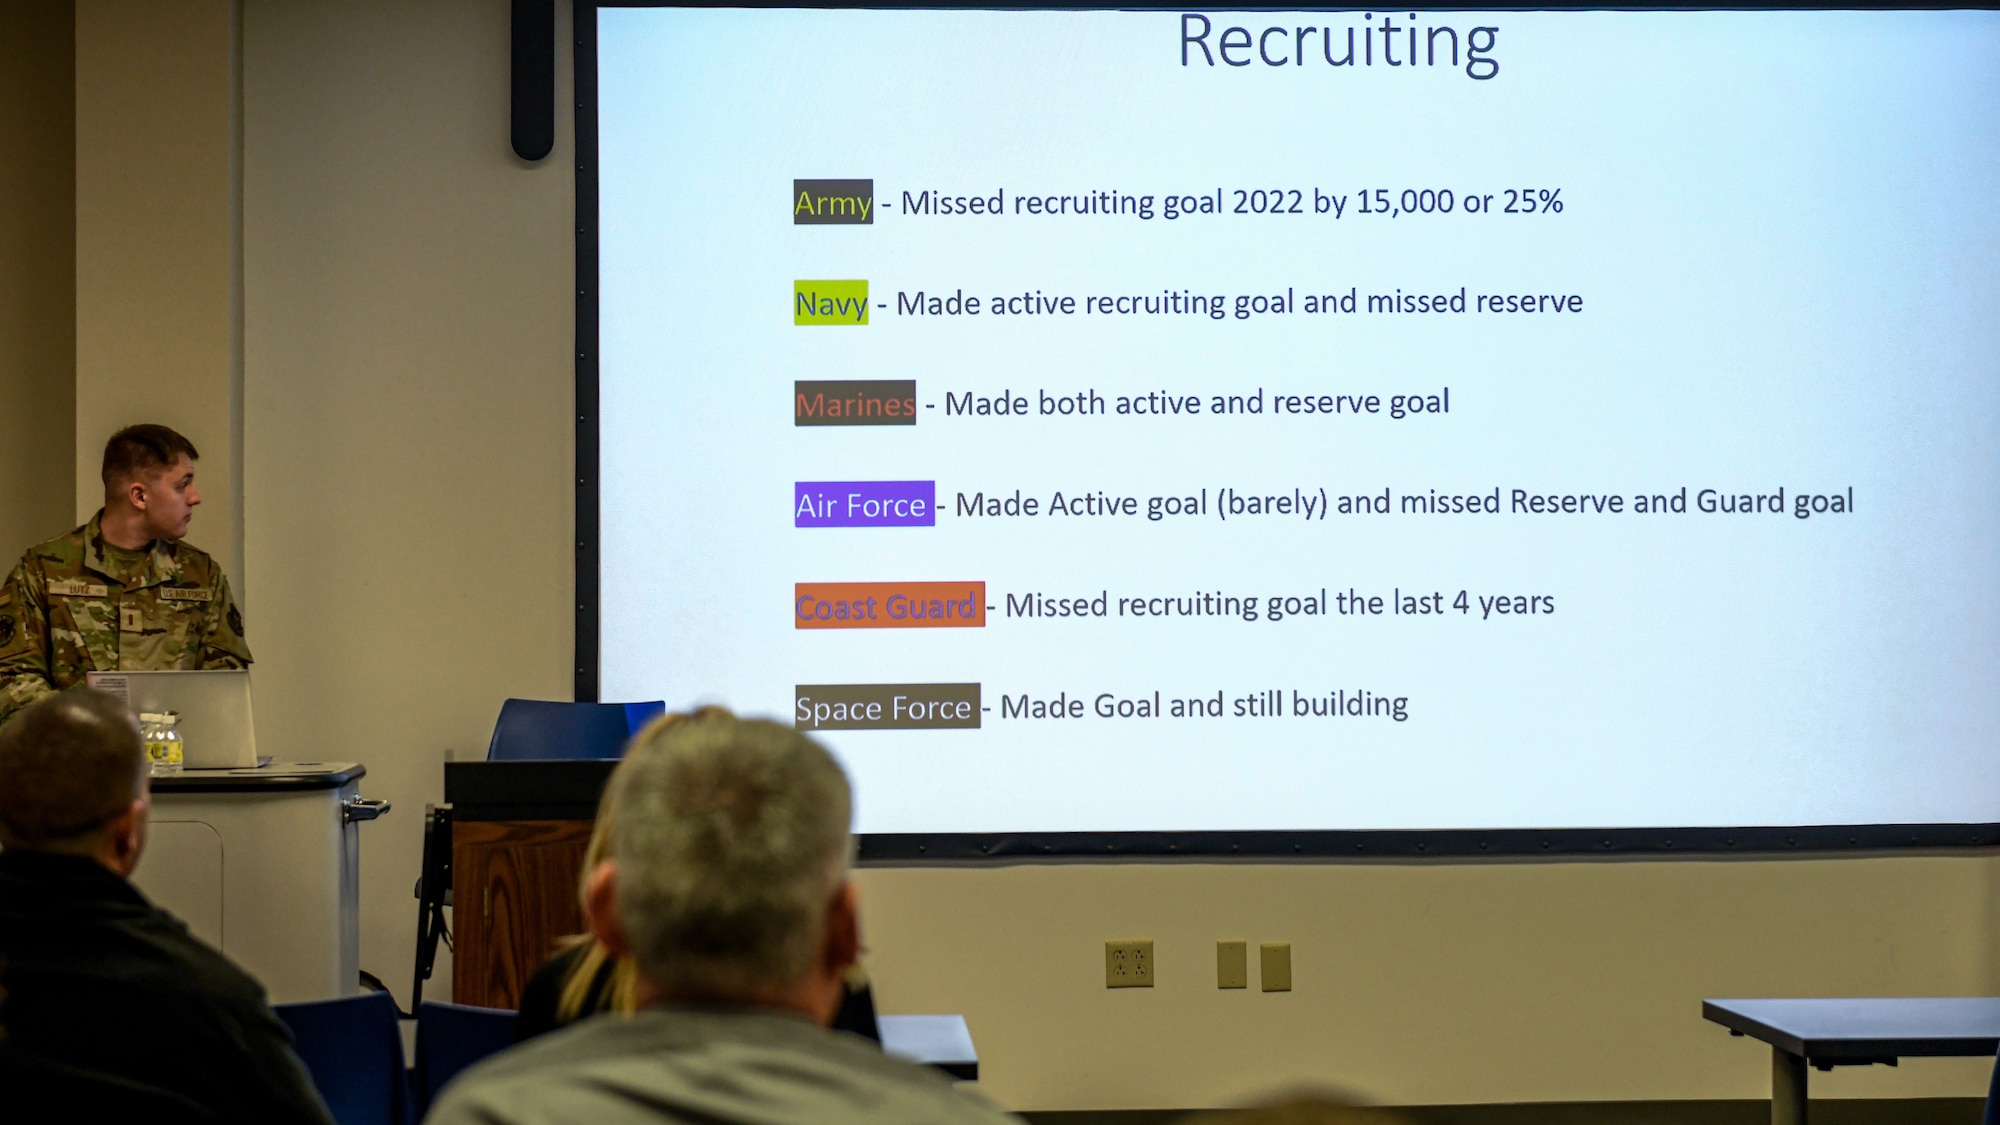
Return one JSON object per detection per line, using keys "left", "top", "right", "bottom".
{"left": 485, "top": 698, "right": 666, "bottom": 761}
{"left": 273, "top": 991, "right": 413, "bottom": 1125}
{"left": 412, "top": 1001, "right": 519, "bottom": 1112}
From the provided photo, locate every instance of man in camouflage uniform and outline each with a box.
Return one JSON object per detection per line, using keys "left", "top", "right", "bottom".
{"left": 0, "top": 425, "right": 251, "bottom": 727}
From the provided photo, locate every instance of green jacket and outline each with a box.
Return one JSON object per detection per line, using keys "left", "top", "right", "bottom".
{"left": 0, "top": 513, "right": 251, "bottom": 726}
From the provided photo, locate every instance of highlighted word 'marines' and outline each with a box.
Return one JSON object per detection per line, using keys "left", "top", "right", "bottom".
{"left": 795, "top": 380, "right": 916, "bottom": 426}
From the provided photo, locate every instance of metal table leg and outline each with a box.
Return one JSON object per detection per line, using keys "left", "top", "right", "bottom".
{"left": 1772, "top": 1046, "right": 1808, "bottom": 1125}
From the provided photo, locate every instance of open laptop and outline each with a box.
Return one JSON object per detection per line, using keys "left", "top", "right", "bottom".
{"left": 84, "top": 669, "right": 261, "bottom": 769}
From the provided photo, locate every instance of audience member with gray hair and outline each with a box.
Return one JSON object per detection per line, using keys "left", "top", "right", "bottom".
{"left": 0, "top": 689, "right": 332, "bottom": 1124}
{"left": 430, "top": 713, "right": 1018, "bottom": 1125}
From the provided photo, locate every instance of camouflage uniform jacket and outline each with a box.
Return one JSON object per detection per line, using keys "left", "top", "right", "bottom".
{"left": 0, "top": 512, "right": 252, "bottom": 726}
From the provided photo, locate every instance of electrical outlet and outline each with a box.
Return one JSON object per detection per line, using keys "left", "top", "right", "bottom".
{"left": 1260, "top": 941, "right": 1292, "bottom": 992}
{"left": 1105, "top": 939, "right": 1154, "bottom": 988}
{"left": 1217, "top": 939, "right": 1247, "bottom": 988}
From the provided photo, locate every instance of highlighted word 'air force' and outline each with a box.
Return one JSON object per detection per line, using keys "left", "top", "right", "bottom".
{"left": 794, "top": 481, "right": 934, "bottom": 528}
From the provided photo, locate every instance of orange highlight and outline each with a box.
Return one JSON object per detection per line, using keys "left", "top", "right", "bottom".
{"left": 795, "top": 582, "right": 986, "bottom": 629}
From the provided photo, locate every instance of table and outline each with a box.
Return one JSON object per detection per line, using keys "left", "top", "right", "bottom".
{"left": 1703, "top": 997, "right": 2000, "bottom": 1125}
{"left": 879, "top": 1014, "right": 979, "bottom": 1080}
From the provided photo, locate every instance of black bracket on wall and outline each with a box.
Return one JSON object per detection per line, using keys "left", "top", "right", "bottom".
{"left": 512, "top": 0, "right": 556, "bottom": 161}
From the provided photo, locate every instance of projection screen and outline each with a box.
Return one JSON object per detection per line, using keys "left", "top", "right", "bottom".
{"left": 583, "top": 7, "right": 2000, "bottom": 856}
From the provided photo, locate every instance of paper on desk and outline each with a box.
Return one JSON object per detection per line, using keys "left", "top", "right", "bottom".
{"left": 85, "top": 672, "right": 131, "bottom": 709}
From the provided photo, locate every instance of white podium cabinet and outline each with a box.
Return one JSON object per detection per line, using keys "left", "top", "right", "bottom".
{"left": 138, "top": 763, "right": 385, "bottom": 1003}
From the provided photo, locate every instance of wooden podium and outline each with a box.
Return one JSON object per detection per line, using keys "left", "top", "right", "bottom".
{"left": 443, "top": 760, "right": 617, "bottom": 1008}
{"left": 439, "top": 759, "right": 984, "bottom": 1079}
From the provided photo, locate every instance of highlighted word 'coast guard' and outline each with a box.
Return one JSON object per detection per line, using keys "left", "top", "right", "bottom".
{"left": 796, "top": 582, "right": 985, "bottom": 629}
{"left": 795, "top": 481, "right": 935, "bottom": 528}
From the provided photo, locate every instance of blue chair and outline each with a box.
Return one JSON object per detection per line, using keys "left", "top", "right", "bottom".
{"left": 273, "top": 991, "right": 413, "bottom": 1125}
{"left": 485, "top": 698, "right": 666, "bottom": 760}
{"left": 411, "top": 1001, "right": 517, "bottom": 1113}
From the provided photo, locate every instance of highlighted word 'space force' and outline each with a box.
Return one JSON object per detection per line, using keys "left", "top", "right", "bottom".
{"left": 795, "top": 683, "right": 982, "bottom": 730}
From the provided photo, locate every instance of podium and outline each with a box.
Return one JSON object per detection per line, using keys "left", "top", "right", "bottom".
{"left": 437, "top": 760, "right": 982, "bottom": 1079}
{"left": 441, "top": 759, "right": 615, "bottom": 1008}
{"left": 139, "top": 763, "right": 385, "bottom": 1002}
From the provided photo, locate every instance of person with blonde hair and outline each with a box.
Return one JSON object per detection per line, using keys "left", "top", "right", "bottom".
{"left": 512, "top": 706, "right": 880, "bottom": 1042}
{"left": 431, "top": 713, "right": 1014, "bottom": 1125}
{"left": 510, "top": 781, "right": 641, "bottom": 1037}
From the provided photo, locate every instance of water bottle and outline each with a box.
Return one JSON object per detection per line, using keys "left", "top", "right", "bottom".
{"left": 143, "top": 711, "right": 184, "bottom": 777}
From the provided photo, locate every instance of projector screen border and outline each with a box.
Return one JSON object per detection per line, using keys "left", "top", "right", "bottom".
{"left": 574, "top": 2, "right": 602, "bottom": 703}
{"left": 854, "top": 824, "right": 2000, "bottom": 864}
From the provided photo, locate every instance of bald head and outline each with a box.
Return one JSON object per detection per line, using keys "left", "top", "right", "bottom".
{"left": 0, "top": 690, "right": 148, "bottom": 857}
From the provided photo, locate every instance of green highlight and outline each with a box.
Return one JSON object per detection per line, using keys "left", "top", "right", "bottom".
{"left": 794, "top": 279, "right": 870, "bottom": 325}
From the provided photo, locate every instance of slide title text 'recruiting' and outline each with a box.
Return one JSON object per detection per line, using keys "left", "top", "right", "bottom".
{"left": 1182, "top": 13, "right": 1499, "bottom": 80}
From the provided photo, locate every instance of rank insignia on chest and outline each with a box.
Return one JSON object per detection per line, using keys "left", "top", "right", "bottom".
{"left": 120, "top": 606, "right": 144, "bottom": 632}
{"left": 159, "top": 587, "right": 212, "bottom": 602}
{"left": 48, "top": 580, "right": 110, "bottom": 598}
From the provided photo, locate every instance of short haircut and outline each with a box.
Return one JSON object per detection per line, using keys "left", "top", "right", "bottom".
{"left": 102, "top": 424, "right": 199, "bottom": 488}
{"left": 607, "top": 715, "right": 852, "bottom": 1002}
{"left": 0, "top": 690, "right": 146, "bottom": 851}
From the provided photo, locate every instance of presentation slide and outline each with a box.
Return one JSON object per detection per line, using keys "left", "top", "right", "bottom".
{"left": 595, "top": 9, "right": 2000, "bottom": 835}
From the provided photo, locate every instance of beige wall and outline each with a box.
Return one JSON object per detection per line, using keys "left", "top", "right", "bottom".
{"left": 47, "top": 0, "right": 1999, "bottom": 1113}
{"left": 75, "top": 0, "right": 244, "bottom": 575}
{"left": 857, "top": 857, "right": 1997, "bottom": 1109}
{"left": 0, "top": 0, "right": 76, "bottom": 562}
{"left": 241, "top": 0, "right": 576, "bottom": 1018}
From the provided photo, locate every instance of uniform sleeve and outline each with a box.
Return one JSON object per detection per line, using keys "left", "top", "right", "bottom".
{"left": 198, "top": 569, "right": 253, "bottom": 669}
{"left": 0, "top": 555, "right": 56, "bottom": 726}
